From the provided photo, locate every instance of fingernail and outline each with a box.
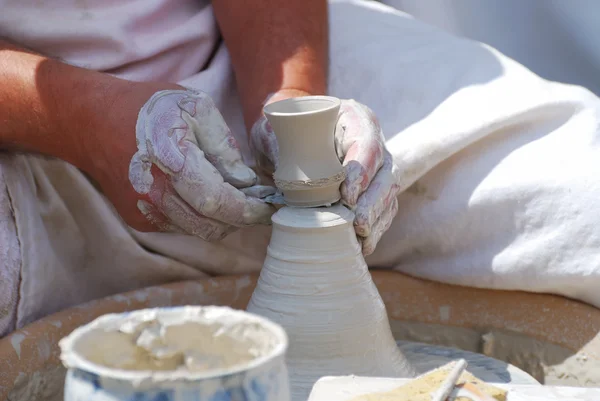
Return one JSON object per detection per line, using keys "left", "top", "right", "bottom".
{"left": 354, "top": 210, "right": 371, "bottom": 237}
{"left": 355, "top": 225, "right": 369, "bottom": 237}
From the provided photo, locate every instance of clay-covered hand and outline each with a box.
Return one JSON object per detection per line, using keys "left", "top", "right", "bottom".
{"left": 251, "top": 98, "right": 399, "bottom": 255}
{"left": 128, "top": 88, "right": 275, "bottom": 240}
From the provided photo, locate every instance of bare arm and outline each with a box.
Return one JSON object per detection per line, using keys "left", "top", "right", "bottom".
{"left": 0, "top": 39, "right": 272, "bottom": 236}
{"left": 0, "top": 40, "right": 173, "bottom": 176}
{"left": 0, "top": 41, "right": 114, "bottom": 170}
{"left": 212, "top": 0, "right": 329, "bottom": 130}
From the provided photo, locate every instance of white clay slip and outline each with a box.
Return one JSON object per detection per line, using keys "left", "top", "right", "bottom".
{"left": 59, "top": 306, "right": 290, "bottom": 401}
{"left": 263, "top": 96, "right": 345, "bottom": 207}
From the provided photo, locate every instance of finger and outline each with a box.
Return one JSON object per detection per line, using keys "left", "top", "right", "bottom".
{"left": 138, "top": 90, "right": 190, "bottom": 174}
{"left": 147, "top": 173, "right": 235, "bottom": 241}
{"left": 240, "top": 185, "right": 277, "bottom": 199}
{"left": 361, "top": 197, "right": 399, "bottom": 256}
{"left": 129, "top": 151, "right": 154, "bottom": 195}
{"left": 136, "top": 199, "right": 185, "bottom": 234}
{"left": 354, "top": 152, "right": 399, "bottom": 237}
{"left": 337, "top": 100, "right": 385, "bottom": 206}
{"left": 160, "top": 188, "right": 238, "bottom": 241}
{"left": 179, "top": 91, "right": 257, "bottom": 188}
{"left": 170, "top": 141, "right": 275, "bottom": 227}
{"left": 250, "top": 116, "right": 279, "bottom": 171}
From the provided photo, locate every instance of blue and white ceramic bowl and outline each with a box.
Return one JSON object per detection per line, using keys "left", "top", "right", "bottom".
{"left": 59, "top": 306, "right": 290, "bottom": 401}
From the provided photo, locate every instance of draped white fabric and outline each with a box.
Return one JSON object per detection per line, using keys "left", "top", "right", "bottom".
{"left": 2, "top": 0, "right": 600, "bottom": 336}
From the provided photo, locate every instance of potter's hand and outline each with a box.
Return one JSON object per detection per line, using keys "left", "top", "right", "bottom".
{"left": 125, "top": 88, "right": 275, "bottom": 240}
{"left": 251, "top": 98, "right": 398, "bottom": 255}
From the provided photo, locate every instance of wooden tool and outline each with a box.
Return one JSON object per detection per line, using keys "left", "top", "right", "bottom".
{"left": 430, "top": 359, "right": 497, "bottom": 401}
{"left": 431, "top": 359, "right": 467, "bottom": 401}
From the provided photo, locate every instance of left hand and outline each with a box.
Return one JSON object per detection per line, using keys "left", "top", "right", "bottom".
{"left": 250, "top": 92, "right": 400, "bottom": 255}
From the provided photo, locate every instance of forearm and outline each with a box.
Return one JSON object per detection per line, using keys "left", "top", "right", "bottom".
{"left": 0, "top": 40, "right": 129, "bottom": 170}
{"left": 213, "top": 0, "right": 328, "bottom": 129}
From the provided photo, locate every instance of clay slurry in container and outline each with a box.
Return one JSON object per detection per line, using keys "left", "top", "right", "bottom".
{"left": 263, "top": 96, "right": 345, "bottom": 207}
{"left": 59, "top": 306, "right": 290, "bottom": 401}
{"left": 249, "top": 96, "right": 415, "bottom": 401}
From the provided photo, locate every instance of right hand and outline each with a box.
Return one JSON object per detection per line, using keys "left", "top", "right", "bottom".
{"left": 251, "top": 92, "right": 400, "bottom": 255}
{"left": 89, "top": 84, "right": 276, "bottom": 241}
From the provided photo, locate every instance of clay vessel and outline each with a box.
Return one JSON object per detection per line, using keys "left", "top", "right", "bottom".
{"left": 246, "top": 205, "right": 415, "bottom": 401}
{"left": 59, "top": 306, "right": 290, "bottom": 401}
{"left": 263, "top": 96, "right": 345, "bottom": 207}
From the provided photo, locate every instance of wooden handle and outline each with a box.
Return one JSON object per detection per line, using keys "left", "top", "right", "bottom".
{"left": 431, "top": 359, "right": 468, "bottom": 401}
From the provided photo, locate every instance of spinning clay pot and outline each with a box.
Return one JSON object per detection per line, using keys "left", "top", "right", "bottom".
{"left": 263, "top": 96, "right": 345, "bottom": 207}
{"left": 247, "top": 205, "right": 416, "bottom": 401}
{"left": 59, "top": 306, "right": 290, "bottom": 401}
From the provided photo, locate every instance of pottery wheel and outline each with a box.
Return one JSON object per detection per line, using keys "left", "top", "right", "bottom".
{"left": 4, "top": 273, "right": 574, "bottom": 401}
{"left": 398, "top": 340, "right": 539, "bottom": 385}
{"left": 4, "top": 342, "right": 539, "bottom": 401}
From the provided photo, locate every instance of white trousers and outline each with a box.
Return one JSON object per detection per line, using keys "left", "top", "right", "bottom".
{"left": 2, "top": 0, "right": 600, "bottom": 337}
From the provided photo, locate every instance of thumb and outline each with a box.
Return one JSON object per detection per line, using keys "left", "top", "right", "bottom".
{"left": 180, "top": 91, "right": 257, "bottom": 189}
{"left": 250, "top": 116, "right": 279, "bottom": 171}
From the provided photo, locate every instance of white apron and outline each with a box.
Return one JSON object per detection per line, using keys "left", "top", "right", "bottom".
{"left": 1, "top": 0, "right": 600, "bottom": 336}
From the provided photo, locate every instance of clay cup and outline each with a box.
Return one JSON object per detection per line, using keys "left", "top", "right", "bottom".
{"left": 263, "top": 96, "right": 345, "bottom": 207}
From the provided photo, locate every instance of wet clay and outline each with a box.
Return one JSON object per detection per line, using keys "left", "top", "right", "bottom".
{"left": 77, "top": 321, "right": 258, "bottom": 372}
{"left": 247, "top": 205, "right": 415, "bottom": 401}
{"left": 263, "top": 96, "right": 345, "bottom": 207}
{"left": 247, "top": 94, "right": 417, "bottom": 401}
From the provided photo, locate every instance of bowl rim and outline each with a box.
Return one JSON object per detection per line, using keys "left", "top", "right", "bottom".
{"left": 263, "top": 95, "right": 341, "bottom": 117}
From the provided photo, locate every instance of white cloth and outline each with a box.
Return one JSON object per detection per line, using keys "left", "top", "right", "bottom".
{"left": 2, "top": 0, "right": 600, "bottom": 335}
{"left": 380, "top": 0, "right": 600, "bottom": 96}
